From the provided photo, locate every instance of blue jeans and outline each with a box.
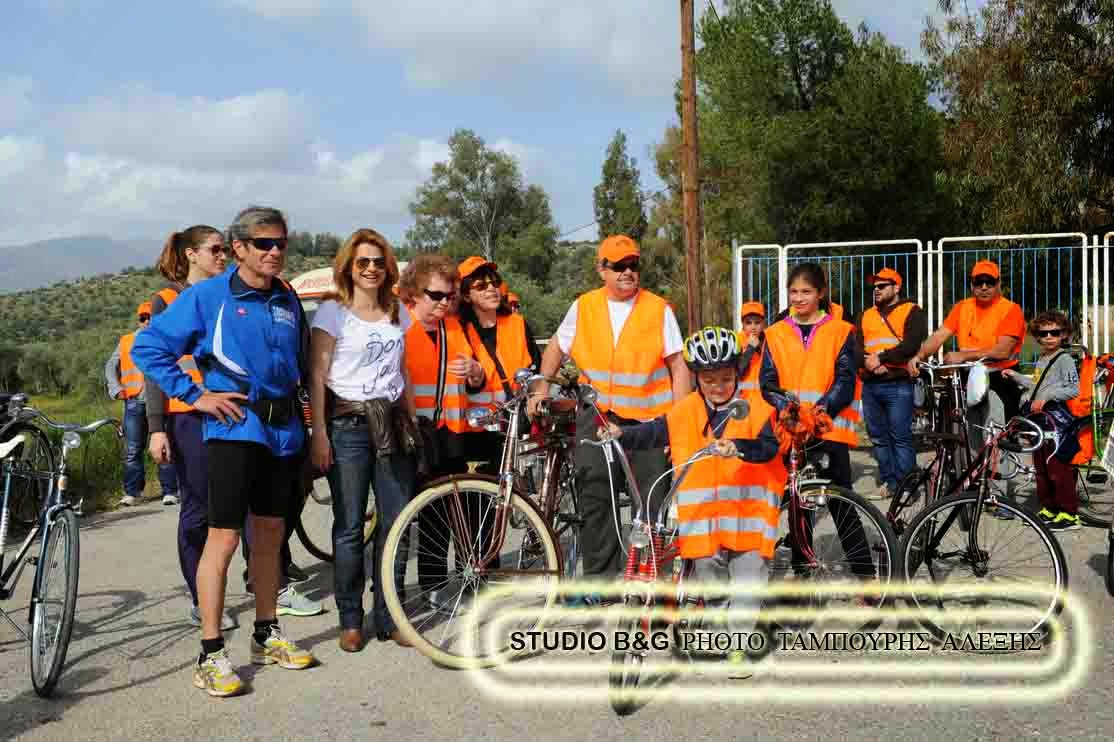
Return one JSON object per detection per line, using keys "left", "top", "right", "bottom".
{"left": 861, "top": 381, "right": 916, "bottom": 492}
{"left": 326, "top": 415, "right": 415, "bottom": 632}
{"left": 123, "top": 398, "right": 178, "bottom": 498}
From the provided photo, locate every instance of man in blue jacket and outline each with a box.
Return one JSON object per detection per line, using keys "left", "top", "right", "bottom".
{"left": 132, "top": 206, "right": 316, "bottom": 697}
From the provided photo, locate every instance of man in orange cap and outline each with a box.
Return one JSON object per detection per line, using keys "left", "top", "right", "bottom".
{"left": 853, "top": 268, "right": 927, "bottom": 500}
{"left": 910, "top": 259, "right": 1025, "bottom": 512}
{"left": 736, "top": 301, "right": 767, "bottom": 400}
{"left": 531, "top": 233, "right": 690, "bottom": 604}
{"left": 507, "top": 291, "right": 521, "bottom": 313}
{"left": 104, "top": 301, "right": 179, "bottom": 507}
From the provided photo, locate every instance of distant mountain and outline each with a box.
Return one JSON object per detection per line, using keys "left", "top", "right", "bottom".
{"left": 0, "top": 235, "right": 158, "bottom": 294}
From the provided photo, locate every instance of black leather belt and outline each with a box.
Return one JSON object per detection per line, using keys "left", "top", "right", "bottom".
{"left": 248, "top": 397, "right": 297, "bottom": 426}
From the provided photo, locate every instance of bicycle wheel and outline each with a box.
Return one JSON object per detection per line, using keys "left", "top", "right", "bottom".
{"left": 381, "top": 477, "right": 561, "bottom": 669}
{"left": 295, "top": 475, "right": 376, "bottom": 563}
{"left": 609, "top": 595, "right": 648, "bottom": 717}
{"left": 1076, "top": 465, "right": 1114, "bottom": 528}
{"left": 553, "top": 456, "right": 581, "bottom": 578}
{"left": 5, "top": 423, "right": 55, "bottom": 528}
{"left": 1106, "top": 531, "right": 1114, "bottom": 598}
{"left": 30, "top": 508, "right": 79, "bottom": 697}
{"left": 768, "top": 484, "right": 897, "bottom": 632}
{"left": 900, "top": 493, "right": 1068, "bottom": 645}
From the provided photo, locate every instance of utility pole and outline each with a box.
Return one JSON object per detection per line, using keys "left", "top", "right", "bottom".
{"left": 680, "top": 0, "right": 703, "bottom": 333}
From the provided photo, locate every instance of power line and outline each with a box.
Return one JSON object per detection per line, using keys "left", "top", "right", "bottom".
{"left": 557, "top": 221, "right": 597, "bottom": 240}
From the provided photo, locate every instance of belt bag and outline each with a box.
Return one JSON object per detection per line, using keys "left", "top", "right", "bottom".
{"left": 248, "top": 397, "right": 297, "bottom": 426}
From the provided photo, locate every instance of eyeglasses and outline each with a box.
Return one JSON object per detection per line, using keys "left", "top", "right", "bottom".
{"left": 354, "top": 256, "right": 387, "bottom": 272}
{"left": 423, "top": 289, "right": 457, "bottom": 304}
{"left": 1035, "top": 329, "right": 1063, "bottom": 338}
{"left": 205, "top": 245, "right": 229, "bottom": 257}
{"left": 606, "top": 258, "right": 641, "bottom": 274}
{"left": 871, "top": 282, "right": 895, "bottom": 291}
{"left": 468, "top": 275, "right": 503, "bottom": 292}
{"left": 138, "top": 315, "right": 151, "bottom": 323}
{"left": 971, "top": 276, "right": 998, "bottom": 288}
{"left": 247, "top": 237, "right": 288, "bottom": 252}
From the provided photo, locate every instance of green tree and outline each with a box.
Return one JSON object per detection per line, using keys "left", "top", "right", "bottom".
{"left": 593, "top": 130, "right": 648, "bottom": 242}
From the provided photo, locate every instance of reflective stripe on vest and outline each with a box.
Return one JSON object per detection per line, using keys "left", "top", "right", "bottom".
{"left": 954, "top": 297, "right": 1022, "bottom": 370}
{"left": 861, "top": 302, "right": 915, "bottom": 357}
{"left": 404, "top": 318, "right": 474, "bottom": 433}
{"left": 764, "top": 318, "right": 860, "bottom": 447}
{"left": 464, "top": 313, "right": 533, "bottom": 407}
{"left": 569, "top": 288, "right": 673, "bottom": 421}
{"left": 665, "top": 391, "right": 787, "bottom": 560}
{"left": 118, "top": 333, "right": 144, "bottom": 398}
{"left": 156, "top": 286, "right": 202, "bottom": 414}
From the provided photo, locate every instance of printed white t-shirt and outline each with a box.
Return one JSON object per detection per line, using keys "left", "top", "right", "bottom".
{"left": 311, "top": 300, "right": 405, "bottom": 402}
{"left": 554, "top": 291, "right": 684, "bottom": 358}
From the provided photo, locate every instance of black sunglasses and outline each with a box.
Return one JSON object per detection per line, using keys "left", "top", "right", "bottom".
{"left": 971, "top": 276, "right": 998, "bottom": 288}
{"left": 354, "top": 256, "right": 387, "bottom": 271}
{"left": 424, "top": 288, "right": 457, "bottom": 303}
{"left": 247, "top": 237, "right": 288, "bottom": 252}
{"left": 871, "top": 282, "right": 895, "bottom": 290}
{"left": 468, "top": 275, "right": 503, "bottom": 292}
{"left": 193, "top": 244, "right": 228, "bottom": 257}
{"left": 1035, "top": 329, "right": 1063, "bottom": 338}
{"left": 606, "top": 258, "right": 641, "bottom": 274}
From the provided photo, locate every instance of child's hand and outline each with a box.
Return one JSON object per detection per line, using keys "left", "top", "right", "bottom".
{"left": 1002, "top": 369, "right": 1015, "bottom": 380}
{"left": 1031, "top": 399, "right": 1046, "bottom": 413}
{"left": 597, "top": 422, "right": 622, "bottom": 440}
{"left": 712, "top": 439, "right": 738, "bottom": 458}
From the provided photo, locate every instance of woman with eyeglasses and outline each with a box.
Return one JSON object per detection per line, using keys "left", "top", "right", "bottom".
{"left": 399, "top": 255, "right": 487, "bottom": 609}
{"left": 307, "top": 228, "right": 416, "bottom": 651}
{"left": 144, "top": 225, "right": 239, "bottom": 631}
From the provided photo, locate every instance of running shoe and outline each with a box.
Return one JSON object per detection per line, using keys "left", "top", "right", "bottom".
{"left": 162, "top": 494, "right": 180, "bottom": 506}
{"left": 193, "top": 648, "right": 244, "bottom": 697}
{"left": 276, "top": 585, "right": 324, "bottom": 617}
{"left": 250, "top": 625, "right": 316, "bottom": 669}
{"left": 1048, "top": 512, "right": 1081, "bottom": 532}
{"left": 189, "top": 605, "right": 239, "bottom": 631}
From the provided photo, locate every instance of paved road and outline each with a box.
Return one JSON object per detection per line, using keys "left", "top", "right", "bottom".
{"left": 2, "top": 455, "right": 1113, "bottom": 742}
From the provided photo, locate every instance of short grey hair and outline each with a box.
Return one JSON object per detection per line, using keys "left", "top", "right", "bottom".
{"left": 227, "top": 205, "right": 288, "bottom": 244}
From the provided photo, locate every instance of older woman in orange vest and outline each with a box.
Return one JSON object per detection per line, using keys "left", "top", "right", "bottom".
{"left": 399, "top": 254, "right": 487, "bottom": 605}
{"left": 604, "top": 327, "right": 782, "bottom": 675}
{"left": 760, "top": 262, "right": 876, "bottom": 583}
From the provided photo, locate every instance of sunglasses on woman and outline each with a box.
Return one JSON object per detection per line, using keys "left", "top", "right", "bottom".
{"left": 424, "top": 289, "right": 457, "bottom": 303}
{"left": 354, "top": 256, "right": 387, "bottom": 272}
{"left": 468, "top": 275, "right": 503, "bottom": 292}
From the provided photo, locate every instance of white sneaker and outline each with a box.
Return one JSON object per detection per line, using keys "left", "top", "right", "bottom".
{"left": 189, "top": 605, "right": 239, "bottom": 631}
{"left": 163, "top": 494, "right": 180, "bottom": 506}
{"left": 118, "top": 495, "right": 139, "bottom": 507}
{"left": 867, "top": 484, "right": 890, "bottom": 501}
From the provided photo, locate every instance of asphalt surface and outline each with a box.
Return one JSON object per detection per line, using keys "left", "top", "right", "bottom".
{"left": 2, "top": 452, "right": 1114, "bottom": 742}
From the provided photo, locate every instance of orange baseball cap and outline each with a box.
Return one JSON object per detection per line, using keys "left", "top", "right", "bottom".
{"left": 971, "top": 260, "right": 1000, "bottom": 279}
{"left": 136, "top": 301, "right": 153, "bottom": 318}
{"left": 740, "top": 301, "right": 765, "bottom": 319}
{"left": 458, "top": 256, "right": 497, "bottom": 280}
{"left": 508, "top": 292, "right": 521, "bottom": 304}
{"left": 867, "top": 267, "right": 902, "bottom": 287}
{"left": 598, "top": 234, "right": 640, "bottom": 264}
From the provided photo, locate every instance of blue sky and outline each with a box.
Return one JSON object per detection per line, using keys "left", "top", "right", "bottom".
{"left": 0, "top": 0, "right": 949, "bottom": 248}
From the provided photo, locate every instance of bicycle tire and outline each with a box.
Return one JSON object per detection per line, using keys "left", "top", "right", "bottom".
{"left": 1076, "top": 466, "right": 1114, "bottom": 528}
{"left": 768, "top": 484, "right": 898, "bottom": 633}
{"left": 608, "top": 596, "right": 646, "bottom": 717}
{"left": 6, "top": 423, "right": 55, "bottom": 528}
{"left": 899, "top": 492, "right": 1068, "bottom": 646}
{"left": 1106, "top": 532, "right": 1114, "bottom": 598}
{"left": 381, "top": 477, "right": 561, "bottom": 669}
{"left": 295, "top": 476, "right": 377, "bottom": 563}
{"left": 30, "top": 508, "right": 79, "bottom": 697}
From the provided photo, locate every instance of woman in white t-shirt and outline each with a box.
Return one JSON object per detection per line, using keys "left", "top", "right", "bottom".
{"left": 308, "top": 228, "right": 416, "bottom": 652}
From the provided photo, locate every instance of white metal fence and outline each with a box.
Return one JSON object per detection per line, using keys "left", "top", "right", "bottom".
{"left": 734, "top": 234, "right": 1113, "bottom": 361}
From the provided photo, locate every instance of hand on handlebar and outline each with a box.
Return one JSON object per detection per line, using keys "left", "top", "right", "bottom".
{"left": 711, "top": 439, "right": 737, "bottom": 458}
{"left": 597, "top": 422, "right": 622, "bottom": 441}
{"left": 813, "top": 408, "right": 834, "bottom": 436}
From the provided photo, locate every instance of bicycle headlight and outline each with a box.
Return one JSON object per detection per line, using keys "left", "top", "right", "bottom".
{"left": 465, "top": 407, "right": 493, "bottom": 429}
{"left": 62, "top": 431, "right": 81, "bottom": 450}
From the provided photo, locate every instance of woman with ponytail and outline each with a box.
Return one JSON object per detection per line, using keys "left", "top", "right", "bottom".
{"left": 145, "top": 226, "right": 237, "bottom": 628}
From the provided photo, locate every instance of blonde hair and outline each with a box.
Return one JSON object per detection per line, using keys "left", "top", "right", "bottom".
{"left": 331, "top": 228, "right": 401, "bottom": 323}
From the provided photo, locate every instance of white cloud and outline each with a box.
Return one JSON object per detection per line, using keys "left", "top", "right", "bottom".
{"left": 0, "top": 136, "right": 45, "bottom": 179}
{"left": 54, "top": 85, "right": 318, "bottom": 172}
{"left": 0, "top": 76, "right": 34, "bottom": 128}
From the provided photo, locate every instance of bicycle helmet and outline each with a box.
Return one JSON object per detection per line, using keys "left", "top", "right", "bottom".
{"left": 683, "top": 326, "right": 741, "bottom": 372}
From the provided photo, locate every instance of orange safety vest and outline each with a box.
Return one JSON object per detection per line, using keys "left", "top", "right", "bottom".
{"left": 154, "top": 287, "right": 204, "bottom": 414}
{"left": 952, "top": 297, "right": 1023, "bottom": 370}
{"left": 569, "top": 288, "right": 673, "bottom": 421}
{"left": 735, "top": 337, "right": 763, "bottom": 402}
{"left": 117, "top": 333, "right": 145, "bottom": 399}
{"left": 1034, "top": 352, "right": 1097, "bottom": 466}
{"left": 764, "top": 317, "right": 862, "bottom": 447}
{"left": 861, "top": 302, "right": 916, "bottom": 373}
{"left": 404, "top": 317, "right": 474, "bottom": 433}
{"left": 665, "top": 391, "right": 786, "bottom": 560}
{"left": 464, "top": 312, "right": 533, "bottom": 407}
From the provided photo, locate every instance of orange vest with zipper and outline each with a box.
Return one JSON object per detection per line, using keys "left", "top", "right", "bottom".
{"left": 464, "top": 312, "right": 533, "bottom": 407}
{"left": 569, "top": 288, "right": 673, "bottom": 421}
{"left": 665, "top": 391, "right": 786, "bottom": 560}
{"left": 951, "top": 297, "right": 1023, "bottom": 370}
{"left": 764, "top": 317, "right": 862, "bottom": 447}
{"left": 154, "top": 287, "right": 204, "bottom": 414}
{"left": 404, "top": 317, "right": 474, "bottom": 433}
{"left": 117, "top": 333, "right": 145, "bottom": 399}
{"left": 861, "top": 302, "right": 916, "bottom": 371}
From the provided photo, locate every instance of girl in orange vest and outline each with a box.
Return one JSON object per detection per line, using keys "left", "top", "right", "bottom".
{"left": 399, "top": 255, "right": 488, "bottom": 605}
{"left": 604, "top": 327, "right": 782, "bottom": 676}
{"left": 760, "top": 263, "right": 877, "bottom": 582}
{"left": 145, "top": 226, "right": 238, "bottom": 630}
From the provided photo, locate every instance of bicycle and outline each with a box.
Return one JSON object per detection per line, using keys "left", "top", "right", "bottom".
{"left": 898, "top": 413, "right": 1068, "bottom": 645}
{"left": 604, "top": 394, "right": 899, "bottom": 715}
{"left": 0, "top": 393, "right": 121, "bottom": 696}
{"left": 0, "top": 392, "right": 56, "bottom": 528}
{"left": 1074, "top": 351, "right": 1114, "bottom": 528}
{"left": 379, "top": 368, "right": 580, "bottom": 668}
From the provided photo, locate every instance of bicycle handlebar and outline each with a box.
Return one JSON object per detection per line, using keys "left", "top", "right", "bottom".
{"left": 18, "top": 407, "right": 123, "bottom": 437}
{"left": 997, "top": 416, "right": 1045, "bottom": 455}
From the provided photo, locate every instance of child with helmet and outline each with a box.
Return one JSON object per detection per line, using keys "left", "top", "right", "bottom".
{"left": 600, "top": 326, "right": 785, "bottom": 677}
